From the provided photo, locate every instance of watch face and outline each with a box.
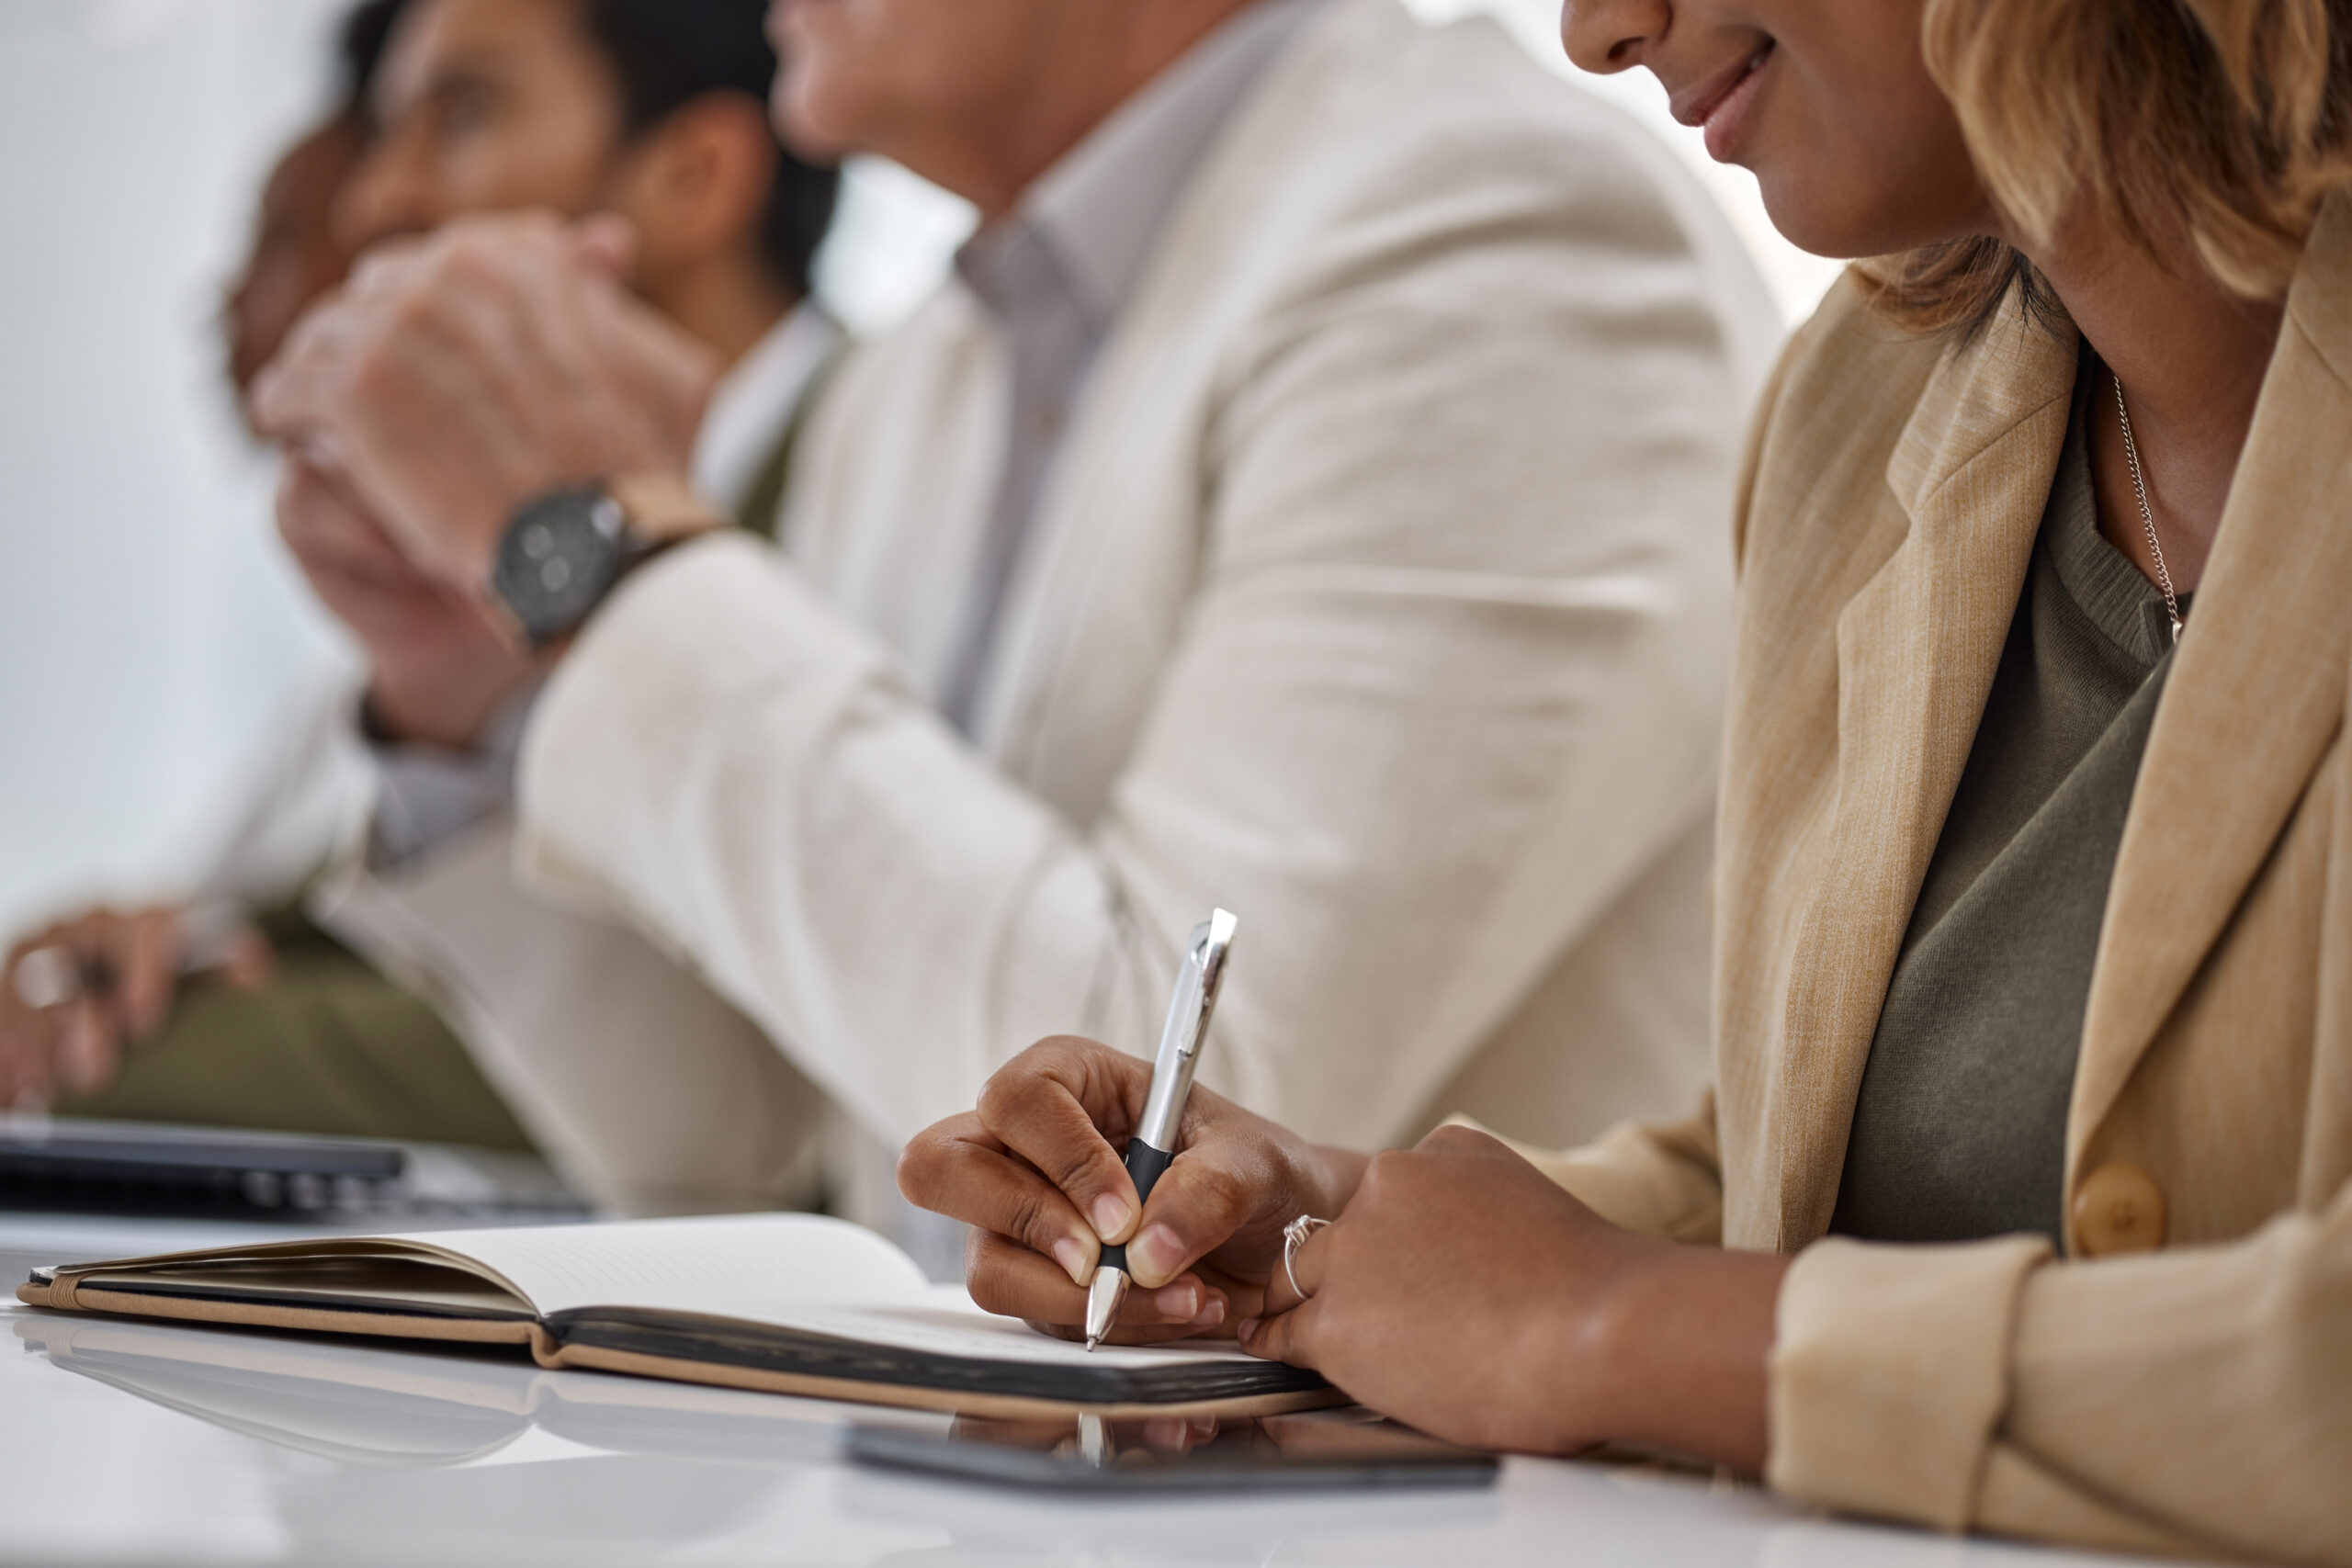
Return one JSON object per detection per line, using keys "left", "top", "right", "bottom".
{"left": 492, "top": 487, "right": 626, "bottom": 642}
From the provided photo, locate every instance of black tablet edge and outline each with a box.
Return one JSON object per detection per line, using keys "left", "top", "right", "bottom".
{"left": 842, "top": 1424, "right": 1499, "bottom": 1492}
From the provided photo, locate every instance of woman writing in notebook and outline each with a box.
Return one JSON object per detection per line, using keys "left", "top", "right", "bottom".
{"left": 901, "top": 0, "right": 2352, "bottom": 1558}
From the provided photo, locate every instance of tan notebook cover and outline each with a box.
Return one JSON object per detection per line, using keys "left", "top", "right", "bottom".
{"left": 17, "top": 1214, "right": 1337, "bottom": 1421}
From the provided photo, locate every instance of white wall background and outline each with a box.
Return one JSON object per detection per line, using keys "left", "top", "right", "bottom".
{"left": 0, "top": 0, "right": 358, "bottom": 936}
{"left": 0, "top": 0, "right": 1840, "bottom": 938}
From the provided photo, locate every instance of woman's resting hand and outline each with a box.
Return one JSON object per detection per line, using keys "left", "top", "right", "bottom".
{"left": 1246, "top": 1123, "right": 1789, "bottom": 1468}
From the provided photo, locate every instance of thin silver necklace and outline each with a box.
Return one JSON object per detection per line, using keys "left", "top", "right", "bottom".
{"left": 2109, "top": 370, "right": 2186, "bottom": 643}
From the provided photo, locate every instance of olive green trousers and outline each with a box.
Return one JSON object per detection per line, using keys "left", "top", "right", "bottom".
{"left": 62, "top": 903, "right": 537, "bottom": 1154}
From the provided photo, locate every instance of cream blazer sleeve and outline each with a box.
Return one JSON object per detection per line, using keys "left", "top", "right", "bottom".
{"left": 500, "top": 51, "right": 1764, "bottom": 1154}
{"left": 312, "top": 816, "right": 827, "bottom": 1217}
{"left": 1459, "top": 310, "right": 1804, "bottom": 1244}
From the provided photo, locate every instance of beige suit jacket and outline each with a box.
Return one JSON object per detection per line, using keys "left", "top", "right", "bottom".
{"left": 1520, "top": 195, "right": 2352, "bottom": 1563}
{"left": 335, "top": 0, "right": 1781, "bottom": 1219}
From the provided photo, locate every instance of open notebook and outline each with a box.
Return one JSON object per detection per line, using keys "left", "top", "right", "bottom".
{"left": 15, "top": 1214, "right": 1335, "bottom": 1419}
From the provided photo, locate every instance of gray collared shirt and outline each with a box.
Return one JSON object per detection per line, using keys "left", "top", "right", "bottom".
{"left": 937, "top": 0, "right": 1317, "bottom": 734}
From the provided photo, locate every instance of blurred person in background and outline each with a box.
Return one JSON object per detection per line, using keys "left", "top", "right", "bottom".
{"left": 225, "top": 0, "right": 410, "bottom": 413}
{"left": 254, "top": 0, "right": 1781, "bottom": 1244}
{"left": 0, "top": 0, "right": 466, "bottom": 1139}
{"left": 0, "top": 0, "right": 843, "bottom": 1213}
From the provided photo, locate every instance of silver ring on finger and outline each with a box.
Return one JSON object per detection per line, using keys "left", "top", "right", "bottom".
{"left": 1281, "top": 1214, "right": 1329, "bottom": 1302}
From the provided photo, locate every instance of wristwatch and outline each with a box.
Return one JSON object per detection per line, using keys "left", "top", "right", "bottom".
{"left": 489, "top": 473, "right": 728, "bottom": 646}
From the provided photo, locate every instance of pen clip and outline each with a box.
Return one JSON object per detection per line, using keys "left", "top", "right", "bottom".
{"left": 1156, "top": 908, "right": 1237, "bottom": 1066}
{"left": 1133, "top": 909, "right": 1237, "bottom": 1151}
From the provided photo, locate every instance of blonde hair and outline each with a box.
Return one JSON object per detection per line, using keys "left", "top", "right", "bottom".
{"left": 1863, "top": 0, "right": 2352, "bottom": 334}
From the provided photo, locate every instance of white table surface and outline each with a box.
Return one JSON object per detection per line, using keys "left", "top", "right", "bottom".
{"left": 0, "top": 1216, "right": 2159, "bottom": 1568}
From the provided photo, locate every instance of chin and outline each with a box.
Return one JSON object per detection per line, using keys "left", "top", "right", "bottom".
{"left": 1755, "top": 196, "right": 1870, "bottom": 264}
{"left": 771, "top": 68, "right": 860, "bottom": 163}
{"left": 1753, "top": 132, "right": 1995, "bottom": 265}
{"left": 1755, "top": 172, "right": 1917, "bottom": 264}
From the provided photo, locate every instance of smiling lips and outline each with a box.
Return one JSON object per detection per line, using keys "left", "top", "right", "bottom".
{"left": 1672, "top": 42, "right": 1774, "bottom": 163}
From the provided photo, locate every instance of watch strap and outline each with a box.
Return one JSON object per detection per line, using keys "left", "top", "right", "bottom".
{"left": 607, "top": 471, "right": 730, "bottom": 546}
{"left": 486, "top": 474, "right": 729, "bottom": 650}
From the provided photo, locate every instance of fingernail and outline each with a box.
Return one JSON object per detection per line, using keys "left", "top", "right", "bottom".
{"left": 1050, "top": 1236, "right": 1090, "bottom": 1285}
{"left": 1130, "top": 1224, "right": 1183, "bottom": 1282}
{"left": 1152, "top": 1281, "right": 1200, "bottom": 1321}
{"left": 1237, "top": 1317, "right": 1261, "bottom": 1345}
{"left": 1189, "top": 1295, "right": 1226, "bottom": 1329}
{"left": 1090, "top": 1193, "right": 1132, "bottom": 1242}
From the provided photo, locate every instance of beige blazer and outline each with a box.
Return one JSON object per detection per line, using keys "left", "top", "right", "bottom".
{"left": 333, "top": 0, "right": 1781, "bottom": 1221}
{"left": 1521, "top": 194, "right": 2352, "bottom": 1562}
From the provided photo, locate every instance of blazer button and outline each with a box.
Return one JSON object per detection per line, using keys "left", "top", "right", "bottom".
{"left": 2073, "top": 1162, "right": 2166, "bottom": 1256}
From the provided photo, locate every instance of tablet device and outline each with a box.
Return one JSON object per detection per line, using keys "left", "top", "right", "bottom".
{"left": 846, "top": 1410, "right": 1498, "bottom": 1492}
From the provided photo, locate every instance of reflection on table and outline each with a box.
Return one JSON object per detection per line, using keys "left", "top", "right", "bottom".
{"left": 4, "top": 1208, "right": 2175, "bottom": 1568}
{"left": 2, "top": 1292, "right": 2170, "bottom": 1568}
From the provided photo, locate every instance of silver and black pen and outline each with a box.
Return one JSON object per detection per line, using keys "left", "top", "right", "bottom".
{"left": 1082, "top": 908, "right": 1238, "bottom": 1350}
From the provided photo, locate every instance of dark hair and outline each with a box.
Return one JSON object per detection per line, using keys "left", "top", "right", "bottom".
{"left": 578, "top": 0, "right": 841, "bottom": 299}
{"left": 338, "top": 0, "right": 411, "bottom": 118}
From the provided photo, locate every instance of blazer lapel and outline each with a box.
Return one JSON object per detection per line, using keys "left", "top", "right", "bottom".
{"left": 2069, "top": 195, "right": 2352, "bottom": 1177}
{"left": 1760, "top": 299, "right": 2077, "bottom": 1246}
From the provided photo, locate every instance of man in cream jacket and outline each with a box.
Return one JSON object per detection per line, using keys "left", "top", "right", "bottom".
{"left": 255, "top": 0, "right": 1780, "bottom": 1235}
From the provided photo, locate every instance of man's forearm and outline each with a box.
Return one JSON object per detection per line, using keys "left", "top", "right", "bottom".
{"left": 364, "top": 657, "right": 542, "bottom": 753}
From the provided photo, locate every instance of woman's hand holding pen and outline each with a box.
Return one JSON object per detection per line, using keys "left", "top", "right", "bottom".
{"left": 902, "top": 1034, "right": 1792, "bottom": 1471}
{"left": 897, "top": 1035, "right": 1366, "bottom": 1345}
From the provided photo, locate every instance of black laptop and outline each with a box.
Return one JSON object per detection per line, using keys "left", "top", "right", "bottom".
{"left": 0, "top": 1117, "right": 587, "bottom": 1222}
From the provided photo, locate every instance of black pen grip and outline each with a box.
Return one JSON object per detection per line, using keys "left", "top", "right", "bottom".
{"left": 1095, "top": 1137, "right": 1175, "bottom": 1274}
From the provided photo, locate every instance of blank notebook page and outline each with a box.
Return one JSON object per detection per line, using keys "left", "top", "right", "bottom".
{"left": 386, "top": 1215, "right": 930, "bottom": 1317}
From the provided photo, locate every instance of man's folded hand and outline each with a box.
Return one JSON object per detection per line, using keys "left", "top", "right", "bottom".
{"left": 251, "top": 210, "right": 720, "bottom": 589}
